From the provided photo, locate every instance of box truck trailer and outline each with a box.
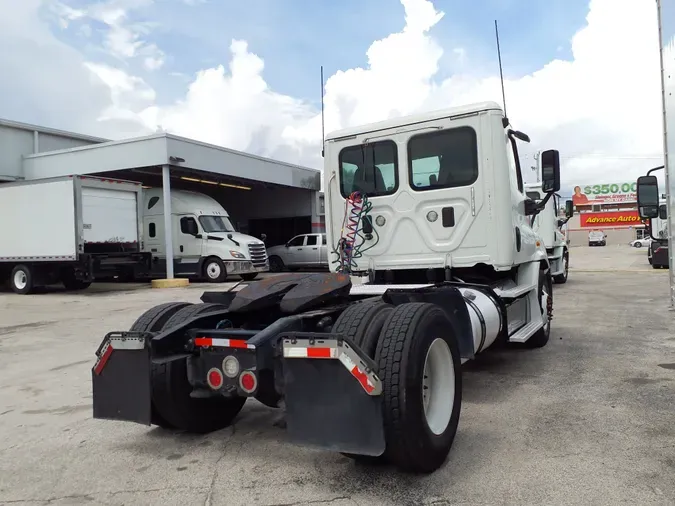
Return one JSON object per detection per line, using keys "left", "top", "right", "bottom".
{"left": 0, "top": 175, "right": 151, "bottom": 294}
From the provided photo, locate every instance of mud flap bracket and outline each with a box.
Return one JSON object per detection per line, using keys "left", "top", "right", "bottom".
{"left": 280, "top": 333, "right": 385, "bottom": 457}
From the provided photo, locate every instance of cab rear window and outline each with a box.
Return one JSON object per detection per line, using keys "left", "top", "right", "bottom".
{"left": 339, "top": 140, "right": 398, "bottom": 198}
{"left": 408, "top": 127, "right": 478, "bottom": 191}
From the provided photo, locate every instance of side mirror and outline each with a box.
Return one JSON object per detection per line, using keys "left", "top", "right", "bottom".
{"left": 637, "top": 175, "right": 660, "bottom": 219}
{"left": 565, "top": 200, "right": 574, "bottom": 218}
{"left": 189, "top": 222, "right": 199, "bottom": 235}
{"left": 540, "top": 150, "right": 561, "bottom": 193}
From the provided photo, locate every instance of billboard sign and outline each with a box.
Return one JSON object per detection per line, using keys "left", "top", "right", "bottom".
{"left": 572, "top": 182, "right": 637, "bottom": 205}
{"left": 579, "top": 210, "right": 642, "bottom": 228}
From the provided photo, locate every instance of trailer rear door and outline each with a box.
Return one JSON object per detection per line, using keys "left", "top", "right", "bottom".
{"left": 82, "top": 187, "right": 139, "bottom": 246}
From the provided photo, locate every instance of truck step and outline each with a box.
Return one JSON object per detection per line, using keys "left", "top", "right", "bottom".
{"left": 508, "top": 318, "right": 544, "bottom": 343}
{"left": 493, "top": 283, "right": 536, "bottom": 299}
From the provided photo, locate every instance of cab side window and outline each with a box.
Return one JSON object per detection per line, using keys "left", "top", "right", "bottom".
{"left": 306, "top": 235, "right": 318, "bottom": 246}
{"left": 287, "top": 235, "right": 305, "bottom": 247}
{"left": 180, "top": 217, "right": 198, "bottom": 235}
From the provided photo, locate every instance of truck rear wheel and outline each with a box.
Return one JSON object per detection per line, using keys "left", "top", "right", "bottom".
{"left": 129, "top": 302, "right": 194, "bottom": 428}
{"left": 152, "top": 303, "right": 247, "bottom": 433}
{"left": 331, "top": 299, "right": 394, "bottom": 463}
{"left": 10, "top": 264, "right": 34, "bottom": 295}
{"left": 332, "top": 298, "right": 393, "bottom": 357}
{"left": 375, "top": 302, "right": 462, "bottom": 473}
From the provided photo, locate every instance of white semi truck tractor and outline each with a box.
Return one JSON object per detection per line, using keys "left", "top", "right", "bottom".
{"left": 91, "top": 101, "right": 561, "bottom": 474}
{"left": 525, "top": 181, "right": 573, "bottom": 283}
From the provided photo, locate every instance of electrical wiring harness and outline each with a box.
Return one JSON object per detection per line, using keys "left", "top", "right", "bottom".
{"left": 331, "top": 191, "right": 380, "bottom": 274}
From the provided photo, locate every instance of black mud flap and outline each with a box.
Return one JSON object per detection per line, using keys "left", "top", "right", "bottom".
{"left": 91, "top": 332, "right": 152, "bottom": 425}
{"left": 280, "top": 333, "right": 385, "bottom": 457}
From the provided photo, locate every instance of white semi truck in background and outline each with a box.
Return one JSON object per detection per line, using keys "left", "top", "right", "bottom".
{"left": 0, "top": 175, "right": 151, "bottom": 294}
{"left": 141, "top": 188, "right": 268, "bottom": 282}
{"left": 525, "top": 182, "right": 573, "bottom": 283}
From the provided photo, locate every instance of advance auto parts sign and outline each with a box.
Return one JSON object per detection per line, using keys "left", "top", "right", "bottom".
{"left": 572, "top": 182, "right": 637, "bottom": 205}
{"left": 580, "top": 210, "right": 641, "bottom": 228}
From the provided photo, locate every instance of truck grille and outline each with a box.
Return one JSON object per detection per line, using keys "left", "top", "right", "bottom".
{"left": 248, "top": 243, "right": 268, "bottom": 268}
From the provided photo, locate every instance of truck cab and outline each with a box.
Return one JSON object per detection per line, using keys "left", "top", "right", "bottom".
{"left": 323, "top": 101, "right": 555, "bottom": 284}
{"left": 143, "top": 188, "right": 269, "bottom": 281}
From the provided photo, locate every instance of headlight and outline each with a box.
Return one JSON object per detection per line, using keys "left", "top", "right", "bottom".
{"left": 230, "top": 250, "right": 246, "bottom": 259}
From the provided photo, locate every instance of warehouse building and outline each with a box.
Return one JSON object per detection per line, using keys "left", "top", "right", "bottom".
{"left": 0, "top": 117, "right": 322, "bottom": 250}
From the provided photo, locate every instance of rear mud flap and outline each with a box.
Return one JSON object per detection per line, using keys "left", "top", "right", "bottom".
{"left": 91, "top": 332, "right": 152, "bottom": 425}
{"left": 281, "top": 334, "right": 385, "bottom": 457}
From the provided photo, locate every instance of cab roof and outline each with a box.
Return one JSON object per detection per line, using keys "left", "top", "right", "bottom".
{"left": 325, "top": 101, "right": 504, "bottom": 142}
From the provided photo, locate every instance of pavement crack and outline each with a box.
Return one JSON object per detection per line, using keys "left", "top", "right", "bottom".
{"left": 204, "top": 424, "right": 237, "bottom": 506}
{"left": 271, "top": 496, "right": 355, "bottom": 506}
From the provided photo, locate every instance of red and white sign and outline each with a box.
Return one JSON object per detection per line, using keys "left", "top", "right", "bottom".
{"left": 579, "top": 210, "right": 641, "bottom": 228}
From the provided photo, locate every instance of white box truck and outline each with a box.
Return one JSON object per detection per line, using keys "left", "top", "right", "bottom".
{"left": 0, "top": 175, "right": 151, "bottom": 294}
{"left": 142, "top": 188, "right": 269, "bottom": 282}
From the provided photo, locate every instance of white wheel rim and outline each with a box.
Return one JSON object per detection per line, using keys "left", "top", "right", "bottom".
{"left": 422, "top": 338, "right": 455, "bottom": 435}
{"left": 206, "top": 262, "right": 221, "bottom": 279}
{"left": 14, "top": 271, "right": 27, "bottom": 290}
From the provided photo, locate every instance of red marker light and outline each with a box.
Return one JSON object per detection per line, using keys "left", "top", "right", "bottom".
{"left": 207, "top": 368, "right": 223, "bottom": 389}
{"left": 239, "top": 371, "right": 257, "bottom": 393}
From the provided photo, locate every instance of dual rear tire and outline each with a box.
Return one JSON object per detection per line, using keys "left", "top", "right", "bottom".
{"left": 332, "top": 299, "right": 462, "bottom": 473}
{"left": 129, "top": 302, "right": 246, "bottom": 433}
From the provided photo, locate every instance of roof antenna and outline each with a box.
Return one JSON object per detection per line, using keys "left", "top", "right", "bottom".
{"left": 320, "top": 65, "right": 325, "bottom": 158}
{"left": 494, "top": 20, "right": 509, "bottom": 128}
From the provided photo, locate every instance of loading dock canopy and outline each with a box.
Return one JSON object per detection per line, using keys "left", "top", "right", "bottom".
{"left": 22, "top": 132, "right": 321, "bottom": 191}
{"left": 20, "top": 130, "right": 323, "bottom": 257}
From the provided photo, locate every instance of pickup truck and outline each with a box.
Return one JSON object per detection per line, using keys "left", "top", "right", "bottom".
{"left": 266, "top": 233, "right": 328, "bottom": 272}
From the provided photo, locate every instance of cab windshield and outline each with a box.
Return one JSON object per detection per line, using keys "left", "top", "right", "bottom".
{"left": 199, "top": 215, "right": 235, "bottom": 233}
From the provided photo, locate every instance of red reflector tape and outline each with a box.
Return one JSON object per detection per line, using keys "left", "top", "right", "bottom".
{"left": 93, "top": 343, "right": 113, "bottom": 376}
{"left": 195, "top": 337, "right": 255, "bottom": 349}
{"left": 307, "top": 347, "right": 333, "bottom": 358}
{"left": 284, "top": 347, "right": 338, "bottom": 359}
{"left": 339, "top": 352, "right": 376, "bottom": 394}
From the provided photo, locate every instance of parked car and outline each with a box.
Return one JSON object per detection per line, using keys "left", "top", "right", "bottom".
{"left": 629, "top": 237, "right": 652, "bottom": 248}
{"left": 266, "top": 233, "right": 328, "bottom": 272}
{"left": 588, "top": 230, "right": 606, "bottom": 247}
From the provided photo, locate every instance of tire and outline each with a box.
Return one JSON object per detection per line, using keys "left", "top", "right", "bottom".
{"left": 203, "top": 257, "right": 227, "bottom": 282}
{"left": 10, "top": 264, "right": 34, "bottom": 295}
{"left": 553, "top": 251, "right": 568, "bottom": 284}
{"left": 268, "top": 256, "right": 284, "bottom": 272}
{"left": 152, "top": 303, "right": 246, "bottom": 433}
{"left": 128, "top": 302, "right": 194, "bottom": 429}
{"left": 331, "top": 299, "right": 394, "bottom": 464}
{"left": 332, "top": 299, "right": 393, "bottom": 358}
{"left": 635, "top": 242, "right": 642, "bottom": 248}
{"left": 374, "top": 303, "right": 462, "bottom": 473}
{"left": 524, "top": 267, "right": 552, "bottom": 349}
{"left": 240, "top": 273, "right": 258, "bottom": 281}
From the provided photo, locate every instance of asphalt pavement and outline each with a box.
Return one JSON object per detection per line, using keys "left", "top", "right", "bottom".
{"left": 0, "top": 247, "right": 673, "bottom": 505}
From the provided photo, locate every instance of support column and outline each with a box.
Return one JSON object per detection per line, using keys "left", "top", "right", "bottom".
{"left": 162, "top": 164, "right": 174, "bottom": 279}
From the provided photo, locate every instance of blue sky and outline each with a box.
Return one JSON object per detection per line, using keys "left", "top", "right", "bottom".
{"left": 0, "top": 0, "right": 666, "bottom": 187}
{"left": 49, "top": 0, "right": 592, "bottom": 108}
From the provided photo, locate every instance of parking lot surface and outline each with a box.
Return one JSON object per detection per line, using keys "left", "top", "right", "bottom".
{"left": 1, "top": 252, "right": 674, "bottom": 505}
{"left": 570, "top": 244, "right": 667, "bottom": 272}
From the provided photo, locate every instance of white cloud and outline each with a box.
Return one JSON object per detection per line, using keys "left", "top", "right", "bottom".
{"left": 0, "top": 0, "right": 670, "bottom": 191}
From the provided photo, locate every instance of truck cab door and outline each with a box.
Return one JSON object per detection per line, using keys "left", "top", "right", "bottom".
{"left": 304, "top": 234, "right": 322, "bottom": 266}
{"left": 173, "top": 215, "right": 204, "bottom": 276}
{"left": 144, "top": 216, "right": 164, "bottom": 258}
{"left": 284, "top": 235, "right": 305, "bottom": 267}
